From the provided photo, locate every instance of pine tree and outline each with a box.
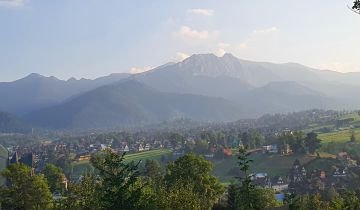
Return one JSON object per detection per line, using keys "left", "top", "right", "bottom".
{"left": 237, "top": 147, "right": 255, "bottom": 210}
{"left": 90, "top": 150, "right": 143, "bottom": 210}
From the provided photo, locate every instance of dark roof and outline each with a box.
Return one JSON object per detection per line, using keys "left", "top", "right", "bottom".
{"left": 19, "top": 153, "right": 34, "bottom": 167}
{"left": 9, "top": 151, "right": 19, "bottom": 164}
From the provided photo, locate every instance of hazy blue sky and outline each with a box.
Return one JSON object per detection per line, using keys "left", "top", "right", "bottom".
{"left": 1, "top": 0, "right": 359, "bottom": 81}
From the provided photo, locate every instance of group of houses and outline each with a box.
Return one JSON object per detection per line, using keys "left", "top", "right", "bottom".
{"left": 250, "top": 151, "right": 359, "bottom": 198}
{"left": 0, "top": 143, "right": 69, "bottom": 191}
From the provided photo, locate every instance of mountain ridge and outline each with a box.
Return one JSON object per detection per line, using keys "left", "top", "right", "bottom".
{"left": 2, "top": 53, "right": 360, "bottom": 130}
{"left": 24, "top": 80, "right": 244, "bottom": 129}
{"left": 0, "top": 72, "right": 130, "bottom": 115}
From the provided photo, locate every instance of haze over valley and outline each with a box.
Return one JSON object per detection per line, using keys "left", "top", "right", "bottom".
{"left": 1, "top": 53, "right": 360, "bottom": 131}
{"left": 2, "top": 1, "right": 360, "bottom": 209}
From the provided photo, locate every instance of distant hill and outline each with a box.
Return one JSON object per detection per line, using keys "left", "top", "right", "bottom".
{"left": 25, "top": 80, "right": 244, "bottom": 129}
{"left": 242, "top": 81, "right": 343, "bottom": 115}
{"left": 3, "top": 53, "right": 360, "bottom": 130}
{"left": 134, "top": 53, "right": 360, "bottom": 107}
{"left": 133, "top": 53, "right": 354, "bottom": 116}
{"left": 0, "top": 73, "right": 130, "bottom": 115}
{"left": 0, "top": 112, "right": 31, "bottom": 133}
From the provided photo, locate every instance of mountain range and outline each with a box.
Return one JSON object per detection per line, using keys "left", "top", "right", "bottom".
{"left": 24, "top": 80, "right": 243, "bottom": 129}
{"left": 1, "top": 53, "right": 360, "bottom": 131}
{"left": 0, "top": 112, "right": 31, "bottom": 133}
{"left": 0, "top": 72, "right": 129, "bottom": 115}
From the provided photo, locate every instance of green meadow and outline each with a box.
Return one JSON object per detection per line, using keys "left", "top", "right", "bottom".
{"left": 71, "top": 149, "right": 172, "bottom": 179}
{"left": 319, "top": 128, "right": 360, "bottom": 144}
{"left": 212, "top": 153, "right": 317, "bottom": 182}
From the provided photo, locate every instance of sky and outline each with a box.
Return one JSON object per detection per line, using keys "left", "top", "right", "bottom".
{"left": 0, "top": 0, "right": 360, "bottom": 82}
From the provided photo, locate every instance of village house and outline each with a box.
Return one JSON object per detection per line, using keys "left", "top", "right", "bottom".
{"left": 138, "top": 144, "right": 144, "bottom": 152}
{"left": 251, "top": 172, "right": 268, "bottom": 187}
{"left": 144, "top": 143, "right": 151, "bottom": 151}
{"left": 119, "top": 145, "right": 130, "bottom": 152}
{"left": 262, "top": 144, "right": 278, "bottom": 154}
{"left": 204, "top": 153, "right": 214, "bottom": 158}
{"left": 269, "top": 176, "right": 288, "bottom": 192}
{"left": 75, "top": 151, "right": 91, "bottom": 161}
{"left": 333, "top": 167, "right": 348, "bottom": 177}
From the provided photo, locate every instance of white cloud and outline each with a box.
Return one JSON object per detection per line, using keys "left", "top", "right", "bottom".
{"left": 176, "top": 52, "right": 190, "bottom": 61}
{"left": 0, "top": 0, "right": 26, "bottom": 7}
{"left": 187, "top": 8, "right": 214, "bottom": 16}
{"left": 239, "top": 42, "right": 248, "bottom": 49}
{"left": 172, "top": 26, "right": 279, "bottom": 60}
{"left": 129, "top": 66, "right": 153, "bottom": 74}
{"left": 174, "top": 26, "right": 209, "bottom": 40}
{"left": 218, "top": 42, "right": 230, "bottom": 48}
{"left": 236, "top": 26, "right": 280, "bottom": 51}
{"left": 253, "top": 26, "right": 279, "bottom": 34}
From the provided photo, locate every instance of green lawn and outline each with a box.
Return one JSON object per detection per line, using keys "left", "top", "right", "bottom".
{"left": 124, "top": 149, "right": 172, "bottom": 163}
{"left": 212, "top": 157, "right": 237, "bottom": 182}
{"left": 339, "top": 113, "right": 360, "bottom": 122}
{"left": 212, "top": 153, "right": 316, "bottom": 182}
{"left": 250, "top": 154, "right": 315, "bottom": 176}
{"left": 71, "top": 149, "right": 172, "bottom": 179}
{"left": 304, "top": 158, "right": 341, "bottom": 173}
{"left": 303, "top": 124, "right": 334, "bottom": 134}
{"left": 319, "top": 128, "right": 360, "bottom": 144}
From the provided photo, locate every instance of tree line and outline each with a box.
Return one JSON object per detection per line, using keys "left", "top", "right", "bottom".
{"left": 276, "top": 131, "right": 321, "bottom": 154}
{"left": 0, "top": 147, "right": 279, "bottom": 210}
{"left": 2, "top": 145, "right": 359, "bottom": 210}
{"left": 1, "top": 150, "right": 226, "bottom": 210}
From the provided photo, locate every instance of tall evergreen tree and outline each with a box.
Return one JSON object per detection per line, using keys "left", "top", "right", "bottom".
{"left": 43, "top": 163, "right": 66, "bottom": 193}
{"left": 353, "top": 0, "right": 360, "bottom": 12}
{"left": 142, "top": 159, "right": 162, "bottom": 181}
{"left": 90, "top": 150, "right": 143, "bottom": 210}
{"left": 59, "top": 174, "right": 100, "bottom": 210}
{"left": 237, "top": 147, "right": 255, "bottom": 210}
{"left": 228, "top": 147, "right": 276, "bottom": 210}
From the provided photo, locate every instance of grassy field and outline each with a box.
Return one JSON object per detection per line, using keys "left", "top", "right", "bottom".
{"left": 314, "top": 115, "right": 360, "bottom": 157}
{"left": 124, "top": 149, "right": 172, "bottom": 163}
{"left": 71, "top": 149, "right": 172, "bottom": 179}
{"left": 319, "top": 128, "right": 360, "bottom": 144}
{"left": 303, "top": 124, "right": 334, "bottom": 134}
{"left": 250, "top": 154, "right": 315, "bottom": 176}
{"left": 70, "top": 147, "right": 337, "bottom": 183}
{"left": 212, "top": 153, "right": 317, "bottom": 182}
{"left": 339, "top": 113, "right": 360, "bottom": 122}
{"left": 304, "top": 157, "right": 341, "bottom": 173}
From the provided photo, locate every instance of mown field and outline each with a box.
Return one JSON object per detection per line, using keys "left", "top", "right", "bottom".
{"left": 124, "top": 149, "right": 172, "bottom": 163}
{"left": 319, "top": 128, "right": 360, "bottom": 144}
{"left": 302, "top": 113, "right": 360, "bottom": 134}
{"left": 71, "top": 149, "right": 172, "bottom": 179}
{"left": 306, "top": 112, "right": 360, "bottom": 144}
{"left": 212, "top": 153, "right": 318, "bottom": 182}
{"left": 314, "top": 114, "right": 360, "bottom": 164}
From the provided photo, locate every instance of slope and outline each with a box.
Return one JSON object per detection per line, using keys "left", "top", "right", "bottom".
{"left": 24, "top": 80, "right": 244, "bottom": 130}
